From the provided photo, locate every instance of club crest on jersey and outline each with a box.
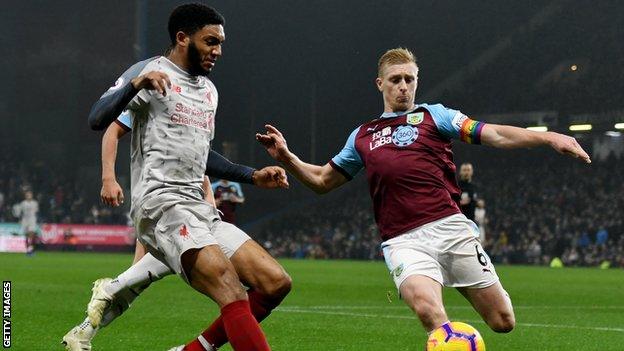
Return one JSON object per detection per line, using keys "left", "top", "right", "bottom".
{"left": 392, "top": 125, "right": 418, "bottom": 147}
{"left": 406, "top": 112, "right": 424, "bottom": 125}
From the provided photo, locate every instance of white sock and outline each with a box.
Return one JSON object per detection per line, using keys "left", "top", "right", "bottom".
{"left": 104, "top": 253, "right": 172, "bottom": 296}
{"left": 98, "top": 254, "right": 172, "bottom": 328}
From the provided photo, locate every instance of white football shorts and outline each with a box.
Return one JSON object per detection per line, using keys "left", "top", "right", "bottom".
{"left": 133, "top": 193, "right": 250, "bottom": 283}
{"left": 381, "top": 213, "right": 498, "bottom": 291}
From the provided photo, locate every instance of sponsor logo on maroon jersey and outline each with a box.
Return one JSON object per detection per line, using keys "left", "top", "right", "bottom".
{"left": 369, "top": 126, "right": 393, "bottom": 150}
{"left": 392, "top": 125, "right": 419, "bottom": 147}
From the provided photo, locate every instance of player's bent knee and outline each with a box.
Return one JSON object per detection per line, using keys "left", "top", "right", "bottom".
{"left": 258, "top": 270, "right": 292, "bottom": 298}
{"left": 489, "top": 312, "right": 515, "bottom": 333}
{"left": 272, "top": 272, "right": 292, "bottom": 297}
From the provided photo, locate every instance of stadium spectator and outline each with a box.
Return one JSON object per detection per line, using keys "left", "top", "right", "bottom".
{"left": 212, "top": 179, "right": 245, "bottom": 224}
{"left": 458, "top": 163, "right": 479, "bottom": 221}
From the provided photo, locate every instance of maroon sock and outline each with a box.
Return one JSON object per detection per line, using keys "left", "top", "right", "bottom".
{"left": 185, "top": 291, "right": 283, "bottom": 350}
{"left": 219, "top": 299, "right": 270, "bottom": 351}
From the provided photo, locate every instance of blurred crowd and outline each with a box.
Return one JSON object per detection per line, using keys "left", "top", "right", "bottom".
{"left": 0, "top": 150, "right": 127, "bottom": 227}
{"left": 1, "top": 142, "right": 622, "bottom": 268}
{"left": 479, "top": 149, "right": 624, "bottom": 268}
{"left": 255, "top": 148, "right": 623, "bottom": 268}
{"left": 257, "top": 189, "right": 381, "bottom": 260}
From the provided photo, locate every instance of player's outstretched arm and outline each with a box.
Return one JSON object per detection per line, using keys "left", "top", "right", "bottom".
{"left": 256, "top": 125, "right": 348, "bottom": 194}
{"left": 480, "top": 124, "right": 591, "bottom": 163}
{"left": 205, "top": 150, "right": 289, "bottom": 189}
{"left": 101, "top": 122, "right": 129, "bottom": 207}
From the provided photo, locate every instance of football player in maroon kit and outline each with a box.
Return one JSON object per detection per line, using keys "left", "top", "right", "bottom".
{"left": 256, "top": 48, "right": 590, "bottom": 338}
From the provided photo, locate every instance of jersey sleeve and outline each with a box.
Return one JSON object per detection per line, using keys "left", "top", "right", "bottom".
{"left": 87, "top": 57, "right": 155, "bottom": 131}
{"left": 426, "top": 103, "right": 485, "bottom": 144}
{"left": 113, "top": 111, "right": 133, "bottom": 131}
{"left": 329, "top": 127, "right": 363, "bottom": 180}
{"left": 205, "top": 150, "right": 256, "bottom": 184}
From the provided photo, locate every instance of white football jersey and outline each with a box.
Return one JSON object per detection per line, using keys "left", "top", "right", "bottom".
{"left": 121, "top": 57, "right": 218, "bottom": 211}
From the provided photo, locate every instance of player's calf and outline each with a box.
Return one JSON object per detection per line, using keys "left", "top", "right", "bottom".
{"left": 481, "top": 290, "right": 515, "bottom": 333}
{"left": 230, "top": 240, "right": 293, "bottom": 308}
{"left": 181, "top": 263, "right": 290, "bottom": 350}
{"left": 181, "top": 246, "right": 270, "bottom": 351}
{"left": 458, "top": 282, "right": 515, "bottom": 333}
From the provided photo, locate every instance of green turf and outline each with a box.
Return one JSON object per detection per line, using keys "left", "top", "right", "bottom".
{"left": 1, "top": 252, "right": 623, "bottom": 350}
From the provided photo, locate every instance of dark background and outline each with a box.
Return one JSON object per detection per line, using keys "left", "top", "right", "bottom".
{"left": 1, "top": 0, "right": 622, "bottom": 223}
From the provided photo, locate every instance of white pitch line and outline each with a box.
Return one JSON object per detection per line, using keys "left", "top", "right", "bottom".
{"left": 276, "top": 308, "right": 624, "bottom": 333}
{"left": 280, "top": 305, "right": 624, "bottom": 310}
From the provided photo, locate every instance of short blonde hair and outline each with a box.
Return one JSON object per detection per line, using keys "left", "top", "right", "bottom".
{"left": 377, "top": 48, "right": 418, "bottom": 77}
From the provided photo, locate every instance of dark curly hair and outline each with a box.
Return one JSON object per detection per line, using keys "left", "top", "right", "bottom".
{"left": 168, "top": 3, "right": 225, "bottom": 46}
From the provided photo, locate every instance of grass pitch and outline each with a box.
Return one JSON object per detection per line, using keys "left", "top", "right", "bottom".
{"left": 1, "top": 252, "right": 623, "bottom": 350}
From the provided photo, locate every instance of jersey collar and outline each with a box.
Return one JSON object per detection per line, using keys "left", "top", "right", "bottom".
{"left": 161, "top": 56, "right": 192, "bottom": 77}
{"left": 380, "top": 105, "right": 419, "bottom": 119}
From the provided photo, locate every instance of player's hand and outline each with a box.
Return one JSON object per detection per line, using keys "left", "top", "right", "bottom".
{"left": 546, "top": 132, "right": 591, "bottom": 163}
{"left": 252, "top": 166, "right": 289, "bottom": 189}
{"left": 101, "top": 179, "right": 124, "bottom": 207}
{"left": 131, "top": 71, "right": 172, "bottom": 96}
{"left": 256, "top": 125, "right": 291, "bottom": 162}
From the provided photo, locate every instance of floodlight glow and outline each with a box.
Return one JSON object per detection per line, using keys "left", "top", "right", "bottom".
{"left": 569, "top": 124, "right": 592, "bottom": 131}
{"left": 526, "top": 126, "right": 548, "bottom": 132}
{"left": 615, "top": 123, "right": 624, "bottom": 130}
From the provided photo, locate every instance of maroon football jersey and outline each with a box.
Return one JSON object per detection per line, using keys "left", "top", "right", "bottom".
{"left": 329, "top": 104, "right": 484, "bottom": 240}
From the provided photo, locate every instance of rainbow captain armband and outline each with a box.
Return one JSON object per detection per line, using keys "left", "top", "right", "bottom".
{"left": 459, "top": 118, "right": 485, "bottom": 144}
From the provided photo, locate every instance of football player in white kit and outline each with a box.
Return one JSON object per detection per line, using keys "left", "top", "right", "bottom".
{"left": 64, "top": 4, "right": 288, "bottom": 351}
{"left": 13, "top": 190, "right": 38, "bottom": 255}
{"left": 64, "top": 109, "right": 291, "bottom": 351}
